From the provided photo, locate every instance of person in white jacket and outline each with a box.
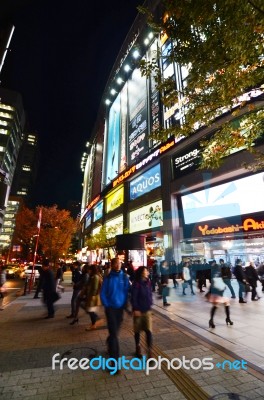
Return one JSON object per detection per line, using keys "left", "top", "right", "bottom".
{"left": 182, "top": 261, "right": 195, "bottom": 295}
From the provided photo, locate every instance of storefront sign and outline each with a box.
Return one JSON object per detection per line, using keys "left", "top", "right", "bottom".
{"left": 129, "top": 200, "right": 163, "bottom": 233}
{"left": 106, "top": 186, "right": 124, "bottom": 213}
{"left": 85, "top": 212, "right": 91, "bottom": 228}
{"left": 93, "top": 200, "right": 103, "bottom": 222}
{"left": 172, "top": 144, "right": 201, "bottom": 178}
{"left": 130, "top": 164, "right": 161, "bottom": 200}
{"left": 197, "top": 217, "right": 264, "bottom": 237}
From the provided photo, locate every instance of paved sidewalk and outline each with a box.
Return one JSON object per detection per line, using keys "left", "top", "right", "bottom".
{"left": 0, "top": 280, "right": 264, "bottom": 400}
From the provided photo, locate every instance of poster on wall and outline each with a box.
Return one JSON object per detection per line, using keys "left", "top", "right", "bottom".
{"left": 130, "top": 164, "right": 161, "bottom": 200}
{"left": 105, "top": 215, "right": 123, "bottom": 237}
{"left": 129, "top": 200, "right": 163, "bottom": 233}
{"left": 128, "top": 68, "right": 149, "bottom": 164}
{"left": 105, "top": 94, "right": 121, "bottom": 182}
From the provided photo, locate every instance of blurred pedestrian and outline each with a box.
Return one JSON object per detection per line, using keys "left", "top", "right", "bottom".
{"left": 131, "top": 266, "right": 153, "bottom": 358}
{"left": 84, "top": 264, "right": 103, "bottom": 330}
{"left": 55, "top": 263, "right": 65, "bottom": 293}
{"left": 69, "top": 263, "right": 90, "bottom": 325}
{"left": 233, "top": 259, "right": 247, "bottom": 303}
{"left": 182, "top": 261, "right": 195, "bottom": 295}
{"left": 66, "top": 261, "right": 83, "bottom": 318}
{"left": 169, "top": 259, "right": 178, "bottom": 288}
{"left": 42, "top": 259, "right": 58, "bottom": 319}
{"left": 160, "top": 260, "right": 171, "bottom": 306}
{"left": 245, "top": 261, "right": 260, "bottom": 301}
{"left": 100, "top": 257, "right": 130, "bottom": 366}
{"left": 219, "top": 259, "right": 236, "bottom": 299}
{"left": 208, "top": 264, "right": 233, "bottom": 328}
{"left": 0, "top": 265, "right": 7, "bottom": 299}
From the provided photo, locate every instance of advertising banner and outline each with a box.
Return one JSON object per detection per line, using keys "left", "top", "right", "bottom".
{"left": 129, "top": 164, "right": 161, "bottom": 200}
{"left": 105, "top": 95, "right": 121, "bottom": 182}
{"left": 129, "top": 200, "right": 163, "bottom": 233}
{"left": 172, "top": 144, "right": 201, "bottom": 178}
{"left": 93, "top": 200, "right": 103, "bottom": 222}
{"left": 128, "top": 68, "right": 148, "bottom": 164}
{"left": 106, "top": 186, "right": 124, "bottom": 213}
{"left": 105, "top": 215, "right": 123, "bottom": 237}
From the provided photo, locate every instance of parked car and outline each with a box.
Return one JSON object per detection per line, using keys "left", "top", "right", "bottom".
{"left": 21, "top": 264, "right": 41, "bottom": 280}
{"left": 5, "top": 264, "right": 20, "bottom": 279}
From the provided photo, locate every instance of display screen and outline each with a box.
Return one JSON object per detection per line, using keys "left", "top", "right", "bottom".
{"left": 181, "top": 172, "right": 264, "bottom": 225}
{"left": 105, "top": 95, "right": 121, "bottom": 182}
{"left": 129, "top": 200, "right": 163, "bottom": 233}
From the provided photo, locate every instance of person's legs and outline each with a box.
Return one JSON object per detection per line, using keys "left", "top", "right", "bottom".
{"left": 251, "top": 285, "right": 257, "bottom": 300}
{"left": 105, "top": 307, "right": 123, "bottom": 360}
{"left": 224, "top": 279, "right": 236, "bottom": 298}
{"left": 238, "top": 281, "right": 246, "bottom": 302}
{"left": 46, "top": 296, "right": 54, "bottom": 317}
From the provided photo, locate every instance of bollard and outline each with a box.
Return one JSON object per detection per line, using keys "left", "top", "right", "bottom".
{"left": 23, "top": 277, "right": 28, "bottom": 296}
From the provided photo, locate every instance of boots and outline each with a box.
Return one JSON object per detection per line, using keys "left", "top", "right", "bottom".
{"left": 209, "top": 306, "right": 217, "bottom": 328}
{"left": 239, "top": 297, "right": 247, "bottom": 303}
{"left": 136, "top": 345, "right": 142, "bottom": 358}
{"left": 225, "top": 306, "right": 233, "bottom": 325}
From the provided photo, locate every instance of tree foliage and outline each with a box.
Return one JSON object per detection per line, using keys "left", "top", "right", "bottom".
{"left": 14, "top": 205, "right": 77, "bottom": 263}
{"left": 85, "top": 225, "right": 118, "bottom": 257}
{"left": 139, "top": 0, "right": 264, "bottom": 169}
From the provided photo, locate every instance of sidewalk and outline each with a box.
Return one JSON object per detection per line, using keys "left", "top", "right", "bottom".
{"left": 0, "top": 279, "right": 264, "bottom": 400}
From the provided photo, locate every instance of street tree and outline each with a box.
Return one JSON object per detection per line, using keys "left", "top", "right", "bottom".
{"left": 38, "top": 205, "right": 77, "bottom": 265}
{"left": 12, "top": 206, "right": 37, "bottom": 260}
{"left": 139, "top": 0, "right": 264, "bottom": 169}
{"left": 85, "top": 225, "right": 118, "bottom": 260}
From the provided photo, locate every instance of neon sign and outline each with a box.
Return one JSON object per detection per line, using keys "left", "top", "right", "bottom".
{"left": 198, "top": 218, "right": 264, "bottom": 236}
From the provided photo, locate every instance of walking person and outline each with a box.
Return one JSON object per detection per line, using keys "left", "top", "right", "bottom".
{"left": 219, "top": 259, "right": 236, "bottom": 298}
{"left": 69, "top": 264, "right": 90, "bottom": 325}
{"left": 233, "top": 259, "right": 247, "bottom": 303}
{"left": 131, "top": 266, "right": 153, "bottom": 358}
{"left": 182, "top": 261, "right": 195, "bottom": 295}
{"left": 42, "top": 259, "right": 58, "bottom": 319}
{"left": 66, "top": 261, "right": 83, "bottom": 318}
{"left": 55, "top": 263, "right": 65, "bottom": 293}
{"left": 100, "top": 257, "right": 130, "bottom": 367}
{"left": 245, "top": 261, "right": 260, "bottom": 301}
{"left": 160, "top": 260, "right": 171, "bottom": 306}
{"left": 169, "top": 259, "right": 178, "bottom": 288}
{"left": 208, "top": 265, "right": 233, "bottom": 328}
{"left": 151, "top": 260, "right": 159, "bottom": 292}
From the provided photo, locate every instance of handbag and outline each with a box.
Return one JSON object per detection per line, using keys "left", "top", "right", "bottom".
{"left": 52, "top": 292, "right": 61, "bottom": 303}
{"left": 182, "top": 282, "right": 188, "bottom": 289}
{"left": 212, "top": 277, "right": 226, "bottom": 292}
{"left": 245, "top": 283, "right": 252, "bottom": 292}
{"left": 162, "top": 286, "right": 170, "bottom": 296}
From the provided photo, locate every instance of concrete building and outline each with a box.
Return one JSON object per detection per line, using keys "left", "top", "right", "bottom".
{"left": 79, "top": 1, "right": 264, "bottom": 267}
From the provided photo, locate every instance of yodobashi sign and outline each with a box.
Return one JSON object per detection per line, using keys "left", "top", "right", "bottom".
{"left": 172, "top": 145, "right": 201, "bottom": 178}
{"left": 129, "top": 200, "right": 163, "bottom": 233}
{"left": 130, "top": 164, "right": 161, "bottom": 200}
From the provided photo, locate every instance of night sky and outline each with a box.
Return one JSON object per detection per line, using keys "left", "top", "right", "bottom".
{"left": 0, "top": 0, "right": 143, "bottom": 209}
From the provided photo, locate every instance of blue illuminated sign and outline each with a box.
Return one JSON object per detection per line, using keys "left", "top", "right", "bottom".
{"left": 130, "top": 164, "right": 161, "bottom": 200}
{"left": 93, "top": 200, "right": 103, "bottom": 222}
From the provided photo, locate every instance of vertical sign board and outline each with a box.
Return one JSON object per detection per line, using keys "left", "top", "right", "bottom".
{"left": 129, "top": 200, "right": 163, "bottom": 233}
{"left": 148, "top": 41, "right": 161, "bottom": 137}
{"left": 120, "top": 84, "right": 128, "bottom": 172}
{"left": 128, "top": 68, "right": 149, "bottom": 164}
{"left": 106, "top": 186, "right": 124, "bottom": 214}
{"left": 105, "top": 95, "right": 121, "bottom": 182}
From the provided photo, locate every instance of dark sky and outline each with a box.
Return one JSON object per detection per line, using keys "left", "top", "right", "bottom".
{"left": 0, "top": 0, "right": 143, "bottom": 209}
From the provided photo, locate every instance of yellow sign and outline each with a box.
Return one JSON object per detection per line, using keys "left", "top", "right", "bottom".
{"left": 106, "top": 186, "right": 124, "bottom": 213}
{"left": 198, "top": 218, "right": 264, "bottom": 236}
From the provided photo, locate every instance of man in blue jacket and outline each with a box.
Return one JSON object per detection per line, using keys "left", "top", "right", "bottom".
{"left": 100, "top": 257, "right": 130, "bottom": 363}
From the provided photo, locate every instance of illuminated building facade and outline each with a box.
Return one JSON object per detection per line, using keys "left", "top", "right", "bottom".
{"left": 80, "top": 1, "right": 264, "bottom": 266}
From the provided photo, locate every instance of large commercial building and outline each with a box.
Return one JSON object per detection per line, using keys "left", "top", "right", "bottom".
{"left": 80, "top": 1, "right": 264, "bottom": 267}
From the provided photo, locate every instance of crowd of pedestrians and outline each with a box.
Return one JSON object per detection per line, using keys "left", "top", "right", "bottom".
{"left": 25, "top": 254, "right": 263, "bottom": 375}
